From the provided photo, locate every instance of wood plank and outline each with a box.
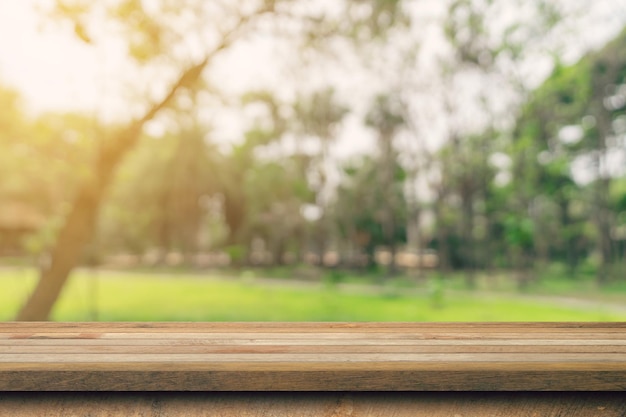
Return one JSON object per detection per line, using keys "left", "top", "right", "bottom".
{"left": 3, "top": 338, "right": 624, "bottom": 346}
{"left": 2, "top": 352, "right": 626, "bottom": 363}
{"left": 0, "top": 322, "right": 624, "bottom": 391}
{"left": 3, "top": 331, "right": 626, "bottom": 340}
{"left": 3, "top": 344, "right": 625, "bottom": 354}
{"left": 2, "top": 321, "right": 625, "bottom": 332}
{"left": 3, "top": 360, "right": 624, "bottom": 371}
{"left": 2, "top": 369, "right": 625, "bottom": 390}
{"left": 1, "top": 392, "right": 624, "bottom": 416}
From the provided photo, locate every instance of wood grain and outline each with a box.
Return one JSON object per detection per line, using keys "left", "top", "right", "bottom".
{"left": 1, "top": 322, "right": 624, "bottom": 391}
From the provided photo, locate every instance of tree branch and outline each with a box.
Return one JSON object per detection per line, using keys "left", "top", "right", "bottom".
{"left": 101, "top": 4, "right": 275, "bottom": 170}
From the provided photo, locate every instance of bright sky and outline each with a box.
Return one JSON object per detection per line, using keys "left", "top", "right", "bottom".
{"left": 0, "top": 1, "right": 285, "bottom": 117}
{"left": 0, "top": 1, "right": 101, "bottom": 114}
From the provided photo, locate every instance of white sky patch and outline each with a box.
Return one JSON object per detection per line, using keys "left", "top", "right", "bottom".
{"left": 489, "top": 152, "right": 512, "bottom": 170}
{"left": 606, "top": 147, "right": 626, "bottom": 178}
{"left": 494, "top": 170, "right": 512, "bottom": 187}
{"left": 570, "top": 147, "right": 626, "bottom": 185}
{"left": 558, "top": 125, "right": 584, "bottom": 145}
{"left": 570, "top": 154, "right": 594, "bottom": 185}
{"left": 0, "top": 1, "right": 99, "bottom": 115}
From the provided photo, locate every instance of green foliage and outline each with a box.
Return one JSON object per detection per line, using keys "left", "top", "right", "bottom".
{"left": 101, "top": 127, "right": 221, "bottom": 255}
{"left": 613, "top": 179, "right": 626, "bottom": 213}
{"left": 333, "top": 154, "right": 407, "bottom": 259}
{"left": 509, "top": 24, "right": 626, "bottom": 281}
{"left": 504, "top": 216, "right": 534, "bottom": 250}
{"left": 224, "top": 245, "right": 247, "bottom": 264}
{"left": 364, "top": 94, "right": 404, "bottom": 136}
{"left": 0, "top": 87, "right": 102, "bottom": 257}
{"left": 294, "top": 87, "right": 348, "bottom": 142}
{"left": 110, "top": 0, "right": 167, "bottom": 62}
{"left": 323, "top": 269, "right": 346, "bottom": 288}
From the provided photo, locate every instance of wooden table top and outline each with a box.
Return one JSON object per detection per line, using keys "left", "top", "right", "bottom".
{"left": 1, "top": 322, "right": 624, "bottom": 391}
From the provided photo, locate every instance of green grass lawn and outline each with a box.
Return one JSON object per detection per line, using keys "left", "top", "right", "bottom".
{"left": 1, "top": 268, "right": 625, "bottom": 321}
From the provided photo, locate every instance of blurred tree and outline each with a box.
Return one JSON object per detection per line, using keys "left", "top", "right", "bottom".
{"left": 513, "top": 27, "right": 626, "bottom": 283}
{"left": 99, "top": 133, "right": 177, "bottom": 256}
{"left": 0, "top": 86, "right": 34, "bottom": 255}
{"left": 365, "top": 93, "right": 406, "bottom": 276}
{"left": 0, "top": 93, "right": 98, "bottom": 259}
{"left": 101, "top": 122, "right": 222, "bottom": 261}
{"left": 217, "top": 89, "right": 290, "bottom": 256}
{"left": 436, "top": 131, "right": 497, "bottom": 282}
{"left": 214, "top": 90, "right": 314, "bottom": 265}
{"left": 293, "top": 87, "right": 348, "bottom": 262}
{"left": 333, "top": 154, "right": 407, "bottom": 271}
{"left": 244, "top": 158, "right": 313, "bottom": 265}
{"left": 164, "top": 126, "right": 219, "bottom": 258}
{"left": 17, "top": 0, "right": 410, "bottom": 320}
{"left": 423, "top": 0, "right": 587, "bottom": 286}
{"left": 0, "top": 86, "right": 24, "bottom": 140}
{"left": 17, "top": 0, "right": 267, "bottom": 320}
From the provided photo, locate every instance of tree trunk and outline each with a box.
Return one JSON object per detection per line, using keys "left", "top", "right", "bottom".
{"left": 16, "top": 180, "right": 106, "bottom": 320}
{"left": 594, "top": 177, "right": 614, "bottom": 284}
{"left": 433, "top": 187, "right": 451, "bottom": 272}
{"left": 460, "top": 184, "right": 476, "bottom": 288}
{"left": 558, "top": 198, "right": 579, "bottom": 276}
{"left": 380, "top": 134, "right": 397, "bottom": 278}
{"left": 16, "top": 128, "right": 140, "bottom": 320}
{"left": 589, "top": 60, "right": 619, "bottom": 285}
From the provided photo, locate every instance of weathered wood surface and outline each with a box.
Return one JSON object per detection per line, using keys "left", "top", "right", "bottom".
{"left": 1, "top": 392, "right": 625, "bottom": 417}
{"left": 1, "top": 322, "right": 625, "bottom": 391}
